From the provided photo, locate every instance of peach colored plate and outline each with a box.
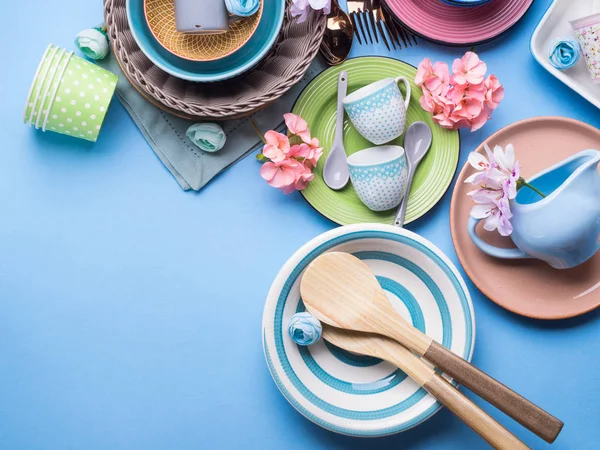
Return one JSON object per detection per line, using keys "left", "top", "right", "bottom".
{"left": 450, "top": 117, "right": 600, "bottom": 320}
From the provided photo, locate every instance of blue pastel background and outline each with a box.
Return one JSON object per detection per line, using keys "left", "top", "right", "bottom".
{"left": 1, "top": 0, "right": 599, "bottom": 448}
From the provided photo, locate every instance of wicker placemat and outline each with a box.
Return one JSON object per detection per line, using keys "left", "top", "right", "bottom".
{"left": 104, "top": 0, "right": 326, "bottom": 120}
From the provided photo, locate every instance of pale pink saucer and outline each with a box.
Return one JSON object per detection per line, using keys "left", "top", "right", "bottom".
{"left": 384, "top": 0, "right": 534, "bottom": 46}
{"left": 450, "top": 117, "right": 600, "bottom": 320}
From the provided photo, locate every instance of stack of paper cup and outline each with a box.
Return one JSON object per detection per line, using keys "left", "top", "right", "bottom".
{"left": 23, "top": 44, "right": 118, "bottom": 142}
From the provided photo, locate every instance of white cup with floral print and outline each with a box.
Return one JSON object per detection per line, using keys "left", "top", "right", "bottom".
{"left": 347, "top": 145, "right": 409, "bottom": 212}
{"left": 570, "top": 12, "right": 600, "bottom": 84}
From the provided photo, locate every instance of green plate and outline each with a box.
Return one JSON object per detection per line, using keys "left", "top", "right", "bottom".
{"left": 293, "top": 57, "right": 460, "bottom": 225}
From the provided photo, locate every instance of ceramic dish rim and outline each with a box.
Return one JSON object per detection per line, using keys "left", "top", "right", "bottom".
{"left": 347, "top": 145, "right": 405, "bottom": 167}
{"left": 569, "top": 12, "right": 600, "bottom": 29}
{"left": 294, "top": 56, "right": 461, "bottom": 226}
{"left": 450, "top": 115, "right": 600, "bottom": 320}
{"left": 142, "top": 0, "right": 264, "bottom": 62}
{"left": 262, "top": 223, "right": 476, "bottom": 437}
{"left": 439, "top": 0, "right": 494, "bottom": 5}
{"left": 126, "top": 0, "right": 285, "bottom": 82}
{"left": 343, "top": 78, "right": 395, "bottom": 105}
{"left": 382, "top": 0, "right": 535, "bottom": 47}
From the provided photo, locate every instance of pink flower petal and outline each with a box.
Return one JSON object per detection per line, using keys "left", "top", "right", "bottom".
{"left": 259, "top": 162, "right": 279, "bottom": 182}
{"left": 415, "top": 58, "right": 433, "bottom": 86}
{"left": 284, "top": 113, "right": 311, "bottom": 143}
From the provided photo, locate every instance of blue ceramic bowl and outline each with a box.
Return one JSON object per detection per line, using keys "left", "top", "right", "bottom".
{"left": 439, "top": 0, "right": 493, "bottom": 6}
{"left": 126, "top": 0, "right": 285, "bottom": 82}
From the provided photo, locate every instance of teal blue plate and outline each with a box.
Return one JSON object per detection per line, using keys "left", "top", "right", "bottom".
{"left": 126, "top": 0, "right": 285, "bottom": 82}
{"left": 262, "top": 224, "right": 475, "bottom": 437}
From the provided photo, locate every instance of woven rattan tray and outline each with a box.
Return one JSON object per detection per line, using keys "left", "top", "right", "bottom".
{"left": 104, "top": 0, "right": 326, "bottom": 120}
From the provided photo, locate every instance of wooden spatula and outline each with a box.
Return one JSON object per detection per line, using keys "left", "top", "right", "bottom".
{"left": 322, "top": 325, "right": 528, "bottom": 450}
{"left": 300, "top": 252, "right": 563, "bottom": 443}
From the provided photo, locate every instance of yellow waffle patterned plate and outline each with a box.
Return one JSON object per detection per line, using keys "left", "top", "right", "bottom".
{"left": 144, "top": 0, "right": 263, "bottom": 62}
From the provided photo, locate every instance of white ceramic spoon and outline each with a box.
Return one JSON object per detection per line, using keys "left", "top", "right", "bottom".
{"left": 394, "top": 121, "right": 433, "bottom": 227}
{"left": 323, "top": 71, "right": 349, "bottom": 190}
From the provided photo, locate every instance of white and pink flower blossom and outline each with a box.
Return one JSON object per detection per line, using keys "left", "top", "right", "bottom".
{"left": 290, "top": 0, "right": 331, "bottom": 23}
{"left": 465, "top": 143, "right": 526, "bottom": 236}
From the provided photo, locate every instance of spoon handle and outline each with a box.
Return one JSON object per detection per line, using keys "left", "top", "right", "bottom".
{"left": 333, "top": 71, "right": 348, "bottom": 148}
{"left": 381, "top": 341, "right": 529, "bottom": 450}
{"left": 424, "top": 374, "right": 529, "bottom": 450}
{"left": 393, "top": 164, "right": 415, "bottom": 227}
{"left": 423, "top": 341, "right": 564, "bottom": 443}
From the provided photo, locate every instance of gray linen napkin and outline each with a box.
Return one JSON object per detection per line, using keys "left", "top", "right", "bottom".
{"left": 96, "top": 54, "right": 327, "bottom": 191}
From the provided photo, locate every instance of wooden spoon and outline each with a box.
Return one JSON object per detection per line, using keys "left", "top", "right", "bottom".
{"left": 300, "top": 252, "right": 563, "bottom": 443}
{"left": 322, "top": 325, "right": 528, "bottom": 450}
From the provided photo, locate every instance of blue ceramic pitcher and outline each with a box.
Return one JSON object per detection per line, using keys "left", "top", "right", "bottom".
{"left": 468, "top": 149, "right": 600, "bottom": 269}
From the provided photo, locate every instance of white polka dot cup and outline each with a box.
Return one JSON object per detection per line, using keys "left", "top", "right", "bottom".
{"left": 347, "top": 145, "right": 409, "bottom": 212}
{"left": 343, "top": 76, "right": 412, "bottom": 145}
{"left": 24, "top": 45, "right": 118, "bottom": 142}
{"left": 570, "top": 13, "right": 600, "bottom": 84}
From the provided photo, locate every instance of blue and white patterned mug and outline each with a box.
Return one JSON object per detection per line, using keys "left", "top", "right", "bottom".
{"left": 343, "top": 76, "right": 412, "bottom": 145}
{"left": 347, "top": 145, "right": 409, "bottom": 212}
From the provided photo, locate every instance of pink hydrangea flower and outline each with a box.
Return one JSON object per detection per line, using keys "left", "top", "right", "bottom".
{"left": 415, "top": 52, "right": 502, "bottom": 132}
{"left": 305, "top": 138, "right": 324, "bottom": 168}
{"left": 415, "top": 59, "right": 450, "bottom": 96}
{"left": 262, "top": 131, "right": 290, "bottom": 163}
{"left": 452, "top": 51, "right": 487, "bottom": 85}
{"left": 260, "top": 158, "right": 304, "bottom": 189}
{"left": 484, "top": 75, "right": 505, "bottom": 110}
{"left": 258, "top": 113, "right": 322, "bottom": 194}
{"left": 284, "top": 113, "right": 311, "bottom": 143}
{"left": 284, "top": 165, "right": 315, "bottom": 194}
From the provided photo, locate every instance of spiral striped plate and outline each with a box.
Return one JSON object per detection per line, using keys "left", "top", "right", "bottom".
{"left": 384, "top": 0, "right": 534, "bottom": 46}
{"left": 293, "top": 57, "right": 459, "bottom": 226}
{"left": 262, "top": 224, "right": 475, "bottom": 436}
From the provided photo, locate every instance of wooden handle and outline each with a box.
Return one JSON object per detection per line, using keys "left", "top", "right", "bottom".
{"left": 379, "top": 339, "right": 528, "bottom": 450}
{"left": 424, "top": 341, "right": 564, "bottom": 443}
{"left": 424, "top": 375, "right": 529, "bottom": 450}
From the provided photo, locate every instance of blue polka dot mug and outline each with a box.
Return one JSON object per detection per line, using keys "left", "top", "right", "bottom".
{"left": 343, "top": 76, "right": 412, "bottom": 145}
{"left": 347, "top": 145, "right": 409, "bottom": 211}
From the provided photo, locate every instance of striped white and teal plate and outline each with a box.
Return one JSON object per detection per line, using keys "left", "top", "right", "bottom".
{"left": 262, "top": 224, "right": 475, "bottom": 437}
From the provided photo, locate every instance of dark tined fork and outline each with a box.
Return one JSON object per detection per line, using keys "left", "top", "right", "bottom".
{"left": 363, "top": 0, "right": 380, "bottom": 46}
{"left": 346, "top": 1, "right": 368, "bottom": 45}
{"left": 370, "top": 0, "right": 393, "bottom": 51}
{"left": 381, "top": 4, "right": 418, "bottom": 48}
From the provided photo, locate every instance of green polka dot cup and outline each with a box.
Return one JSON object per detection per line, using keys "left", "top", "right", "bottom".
{"left": 35, "top": 50, "right": 72, "bottom": 129}
{"left": 347, "top": 145, "right": 409, "bottom": 212}
{"left": 24, "top": 44, "right": 59, "bottom": 124}
{"left": 43, "top": 53, "right": 118, "bottom": 142}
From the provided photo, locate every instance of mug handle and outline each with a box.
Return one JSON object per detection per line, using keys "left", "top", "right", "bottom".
{"left": 394, "top": 76, "right": 412, "bottom": 110}
{"left": 468, "top": 217, "right": 530, "bottom": 259}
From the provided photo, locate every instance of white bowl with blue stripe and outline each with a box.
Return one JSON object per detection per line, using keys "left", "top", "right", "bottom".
{"left": 262, "top": 224, "right": 475, "bottom": 437}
